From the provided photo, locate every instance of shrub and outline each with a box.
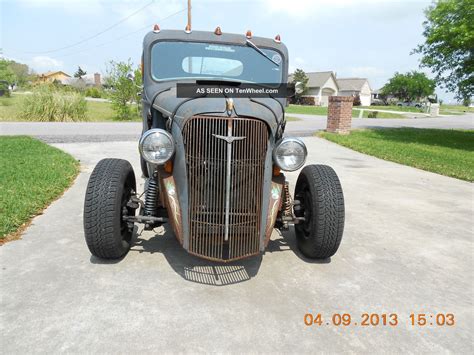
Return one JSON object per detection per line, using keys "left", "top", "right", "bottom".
{"left": 299, "top": 96, "right": 316, "bottom": 105}
{"left": 368, "top": 111, "right": 379, "bottom": 118}
{"left": 105, "top": 59, "right": 142, "bottom": 120}
{"left": 85, "top": 87, "right": 102, "bottom": 98}
{"left": 19, "top": 86, "right": 87, "bottom": 122}
{"left": 353, "top": 95, "right": 361, "bottom": 106}
{"left": 0, "top": 82, "right": 11, "bottom": 97}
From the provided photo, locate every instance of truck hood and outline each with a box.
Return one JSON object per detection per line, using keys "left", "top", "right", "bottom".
{"left": 149, "top": 86, "right": 284, "bottom": 134}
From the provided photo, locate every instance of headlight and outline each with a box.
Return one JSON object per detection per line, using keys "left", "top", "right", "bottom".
{"left": 273, "top": 137, "right": 307, "bottom": 171}
{"left": 139, "top": 129, "right": 175, "bottom": 165}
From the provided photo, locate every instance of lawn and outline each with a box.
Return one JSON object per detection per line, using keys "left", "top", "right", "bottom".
{"left": 286, "top": 104, "right": 405, "bottom": 118}
{"left": 0, "top": 136, "right": 79, "bottom": 241}
{"left": 439, "top": 105, "right": 473, "bottom": 115}
{"left": 85, "top": 100, "right": 141, "bottom": 121}
{"left": 286, "top": 105, "right": 328, "bottom": 116}
{"left": 285, "top": 116, "right": 301, "bottom": 121}
{"left": 0, "top": 94, "right": 140, "bottom": 121}
{"left": 364, "top": 104, "right": 473, "bottom": 116}
{"left": 361, "top": 105, "right": 426, "bottom": 113}
{"left": 319, "top": 128, "right": 474, "bottom": 181}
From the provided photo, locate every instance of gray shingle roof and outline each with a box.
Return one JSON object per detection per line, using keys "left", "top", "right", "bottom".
{"left": 288, "top": 71, "right": 334, "bottom": 88}
{"left": 336, "top": 78, "right": 369, "bottom": 91}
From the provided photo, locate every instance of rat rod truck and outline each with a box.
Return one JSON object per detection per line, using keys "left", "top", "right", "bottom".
{"left": 83, "top": 27, "right": 345, "bottom": 262}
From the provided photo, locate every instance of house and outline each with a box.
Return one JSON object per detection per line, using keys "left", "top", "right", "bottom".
{"left": 63, "top": 73, "right": 103, "bottom": 88}
{"left": 37, "top": 71, "right": 71, "bottom": 84}
{"left": 289, "top": 71, "right": 339, "bottom": 106}
{"left": 336, "top": 78, "right": 372, "bottom": 106}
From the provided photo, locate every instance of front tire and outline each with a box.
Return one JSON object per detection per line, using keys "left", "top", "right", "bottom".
{"left": 83, "top": 158, "right": 136, "bottom": 259}
{"left": 294, "top": 165, "right": 345, "bottom": 259}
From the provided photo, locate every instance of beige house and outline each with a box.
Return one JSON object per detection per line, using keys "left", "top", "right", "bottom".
{"left": 63, "top": 73, "right": 103, "bottom": 88}
{"left": 336, "top": 78, "right": 372, "bottom": 106}
{"left": 289, "top": 71, "right": 339, "bottom": 106}
{"left": 37, "top": 71, "right": 71, "bottom": 84}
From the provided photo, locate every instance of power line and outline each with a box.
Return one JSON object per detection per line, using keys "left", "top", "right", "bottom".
{"left": 53, "top": 8, "right": 187, "bottom": 58}
{"left": 22, "top": 0, "right": 155, "bottom": 54}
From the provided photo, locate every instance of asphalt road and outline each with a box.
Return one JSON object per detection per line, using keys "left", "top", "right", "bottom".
{"left": 1, "top": 137, "right": 472, "bottom": 353}
{"left": 1, "top": 113, "right": 473, "bottom": 142}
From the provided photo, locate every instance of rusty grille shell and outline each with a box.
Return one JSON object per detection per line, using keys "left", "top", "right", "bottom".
{"left": 183, "top": 116, "right": 268, "bottom": 261}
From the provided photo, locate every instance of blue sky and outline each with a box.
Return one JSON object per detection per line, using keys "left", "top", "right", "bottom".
{"left": 0, "top": 0, "right": 455, "bottom": 101}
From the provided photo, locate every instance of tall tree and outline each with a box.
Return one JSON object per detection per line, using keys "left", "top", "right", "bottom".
{"left": 413, "top": 0, "right": 474, "bottom": 101}
{"left": 0, "top": 59, "right": 17, "bottom": 84}
{"left": 381, "top": 71, "right": 436, "bottom": 102}
{"left": 8, "top": 60, "right": 31, "bottom": 85}
{"left": 74, "top": 66, "right": 87, "bottom": 79}
{"left": 291, "top": 68, "right": 309, "bottom": 103}
{"left": 105, "top": 59, "right": 141, "bottom": 120}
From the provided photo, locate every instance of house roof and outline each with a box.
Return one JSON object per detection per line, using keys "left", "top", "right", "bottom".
{"left": 337, "top": 78, "right": 370, "bottom": 91}
{"left": 289, "top": 71, "right": 335, "bottom": 88}
{"left": 62, "top": 73, "right": 104, "bottom": 86}
{"left": 40, "top": 71, "right": 71, "bottom": 78}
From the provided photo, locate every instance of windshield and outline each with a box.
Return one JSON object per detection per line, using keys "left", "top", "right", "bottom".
{"left": 150, "top": 41, "right": 283, "bottom": 85}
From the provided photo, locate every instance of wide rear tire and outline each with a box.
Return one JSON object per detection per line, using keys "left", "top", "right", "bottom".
{"left": 294, "top": 165, "right": 345, "bottom": 259}
{"left": 83, "top": 158, "right": 136, "bottom": 259}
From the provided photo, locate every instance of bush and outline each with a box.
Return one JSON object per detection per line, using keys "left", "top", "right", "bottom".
{"left": 353, "top": 95, "right": 361, "bottom": 106}
{"left": 0, "top": 82, "right": 11, "bottom": 97}
{"left": 19, "top": 86, "right": 87, "bottom": 122}
{"left": 300, "top": 96, "right": 316, "bottom": 106}
{"left": 368, "top": 111, "right": 379, "bottom": 118}
{"left": 106, "top": 59, "right": 142, "bottom": 120}
{"left": 85, "top": 87, "right": 102, "bottom": 98}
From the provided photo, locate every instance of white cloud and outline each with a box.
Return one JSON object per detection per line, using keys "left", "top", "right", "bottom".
{"left": 348, "top": 66, "right": 386, "bottom": 78}
{"left": 13, "top": 0, "right": 184, "bottom": 28}
{"left": 15, "top": 0, "right": 105, "bottom": 15}
{"left": 289, "top": 57, "right": 307, "bottom": 73}
{"left": 262, "top": 0, "right": 379, "bottom": 17}
{"left": 30, "top": 56, "right": 63, "bottom": 71}
{"left": 261, "top": 0, "right": 428, "bottom": 19}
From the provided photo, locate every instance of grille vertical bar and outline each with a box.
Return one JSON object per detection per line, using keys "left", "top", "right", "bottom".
{"left": 183, "top": 116, "right": 268, "bottom": 261}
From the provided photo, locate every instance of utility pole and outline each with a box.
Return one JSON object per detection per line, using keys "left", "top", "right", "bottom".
{"left": 187, "top": 0, "right": 192, "bottom": 31}
{"left": 187, "top": 0, "right": 193, "bottom": 73}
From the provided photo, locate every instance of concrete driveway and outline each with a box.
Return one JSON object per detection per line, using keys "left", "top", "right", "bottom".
{"left": 1, "top": 137, "right": 472, "bottom": 353}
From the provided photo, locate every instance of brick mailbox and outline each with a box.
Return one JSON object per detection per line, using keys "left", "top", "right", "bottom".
{"left": 327, "top": 96, "right": 354, "bottom": 134}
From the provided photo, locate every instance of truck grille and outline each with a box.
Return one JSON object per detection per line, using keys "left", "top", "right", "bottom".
{"left": 183, "top": 116, "right": 268, "bottom": 261}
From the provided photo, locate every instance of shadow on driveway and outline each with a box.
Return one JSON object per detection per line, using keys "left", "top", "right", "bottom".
{"left": 97, "top": 224, "right": 332, "bottom": 286}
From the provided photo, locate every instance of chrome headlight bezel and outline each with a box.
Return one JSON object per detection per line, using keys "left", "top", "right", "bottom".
{"left": 273, "top": 137, "right": 307, "bottom": 171}
{"left": 139, "top": 129, "right": 175, "bottom": 165}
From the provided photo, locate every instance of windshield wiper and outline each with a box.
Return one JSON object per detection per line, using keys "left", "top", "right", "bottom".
{"left": 245, "top": 39, "right": 279, "bottom": 66}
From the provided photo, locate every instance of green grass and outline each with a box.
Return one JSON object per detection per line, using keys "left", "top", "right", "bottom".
{"left": 319, "top": 128, "right": 474, "bottom": 181}
{"left": 354, "top": 110, "right": 407, "bottom": 119}
{"left": 0, "top": 137, "right": 79, "bottom": 239}
{"left": 286, "top": 104, "right": 405, "bottom": 118}
{"left": 285, "top": 116, "right": 301, "bottom": 121}
{"left": 0, "top": 95, "right": 20, "bottom": 120}
{"left": 0, "top": 94, "right": 140, "bottom": 121}
{"left": 286, "top": 105, "right": 328, "bottom": 116}
{"left": 85, "top": 101, "right": 140, "bottom": 121}
{"left": 439, "top": 105, "right": 473, "bottom": 115}
{"left": 361, "top": 105, "right": 426, "bottom": 113}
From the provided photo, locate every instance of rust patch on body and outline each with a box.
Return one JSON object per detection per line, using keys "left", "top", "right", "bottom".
{"left": 264, "top": 174, "right": 284, "bottom": 245}
{"left": 160, "top": 174, "right": 183, "bottom": 244}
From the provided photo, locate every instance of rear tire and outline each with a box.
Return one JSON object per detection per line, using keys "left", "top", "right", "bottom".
{"left": 294, "top": 165, "right": 345, "bottom": 259}
{"left": 83, "top": 158, "right": 136, "bottom": 259}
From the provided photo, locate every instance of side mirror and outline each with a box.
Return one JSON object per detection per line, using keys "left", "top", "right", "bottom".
{"left": 294, "top": 81, "right": 304, "bottom": 95}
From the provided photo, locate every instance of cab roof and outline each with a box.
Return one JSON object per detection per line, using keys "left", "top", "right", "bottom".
{"left": 143, "top": 29, "right": 288, "bottom": 59}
